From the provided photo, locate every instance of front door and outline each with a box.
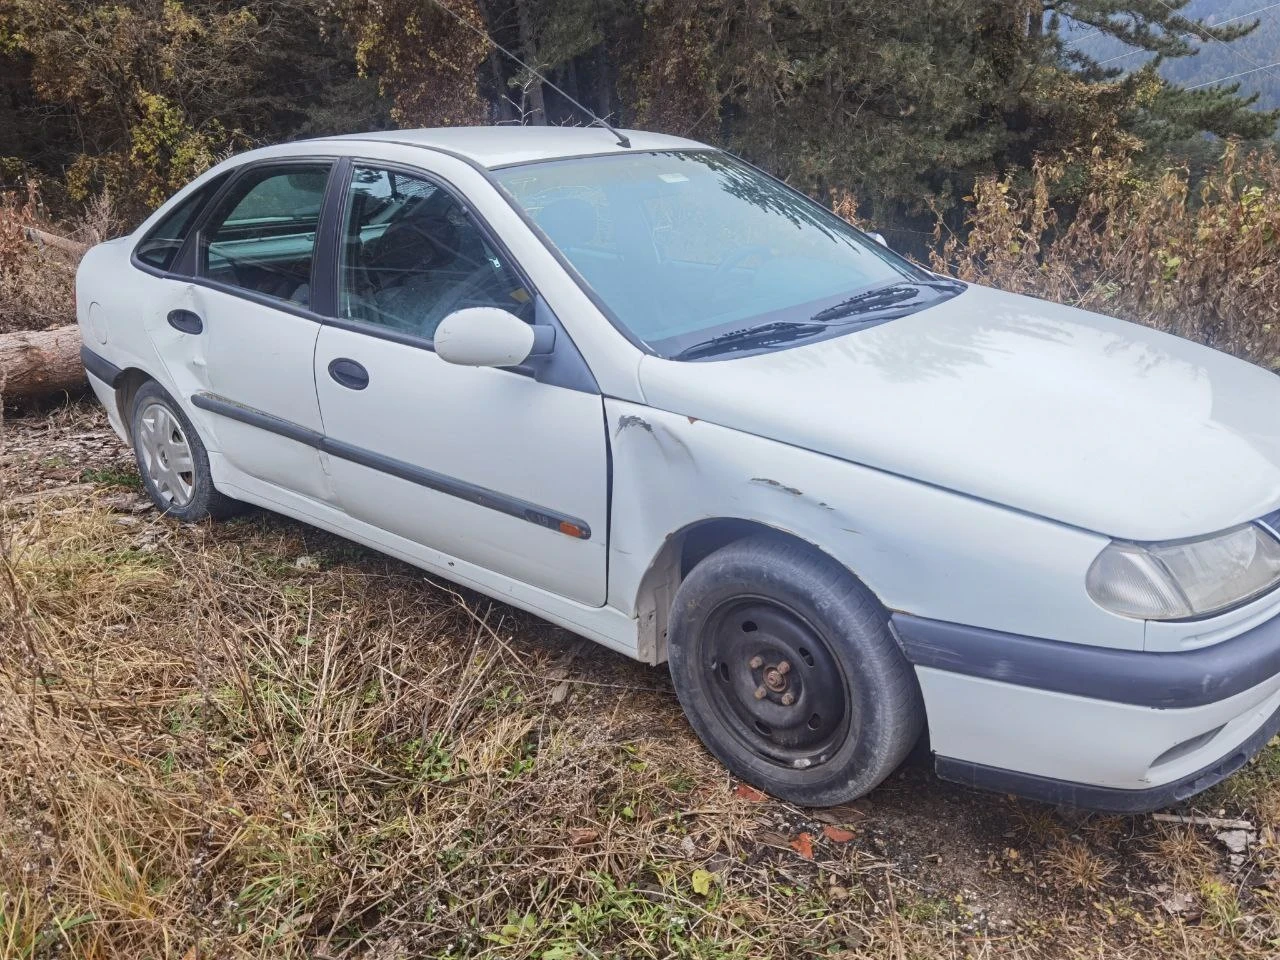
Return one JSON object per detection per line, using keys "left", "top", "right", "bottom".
{"left": 313, "top": 162, "right": 609, "bottom": 605}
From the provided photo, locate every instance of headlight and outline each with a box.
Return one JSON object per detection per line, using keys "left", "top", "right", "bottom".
{"left": 1087, "top": 523, "right": 1280, "bottom": 620}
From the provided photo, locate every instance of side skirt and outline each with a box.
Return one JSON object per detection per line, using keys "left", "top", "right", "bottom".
{"left": 207, "top": 454, "right": 646, "bottom": 662}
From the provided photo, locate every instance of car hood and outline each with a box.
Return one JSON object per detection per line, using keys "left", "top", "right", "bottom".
{"left": 637, "top": 284, "right": 1280, "bottom": 540}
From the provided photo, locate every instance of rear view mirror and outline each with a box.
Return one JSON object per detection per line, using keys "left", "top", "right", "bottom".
{"left": 435, "top": 307, "right": 537, "bottom": 367}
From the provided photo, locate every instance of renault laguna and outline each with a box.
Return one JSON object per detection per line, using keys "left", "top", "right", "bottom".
{"left": 76, "top": 127, "right": 1280, "bottom": 812}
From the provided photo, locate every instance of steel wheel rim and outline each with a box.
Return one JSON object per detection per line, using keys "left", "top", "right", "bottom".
{"left": 137, "top": 401, "right": 195, "bottom": 508}
{"left": 699, "top": 597, "right": 853, "bottom": 770}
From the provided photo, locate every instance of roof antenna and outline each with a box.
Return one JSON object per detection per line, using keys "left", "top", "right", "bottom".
{"left": 424, "top": 0, "right": 631, "bottom": 148}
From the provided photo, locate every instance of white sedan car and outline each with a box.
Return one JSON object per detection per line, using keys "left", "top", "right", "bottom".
{"left": 77, "top": 127, "right": 1280, "bottom": 811}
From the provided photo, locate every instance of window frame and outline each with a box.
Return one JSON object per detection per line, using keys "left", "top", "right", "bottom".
{"left": 130, "top": 171, "right": 232, "bottom": 277}
{"left": 323, "top": 157, "right": 543, "bottom": 354}
{"left": 127, "top": 152, "right": 547, "bottom": 353}
{"left": 181, "top": 157, "right": 342, "bottom": 321}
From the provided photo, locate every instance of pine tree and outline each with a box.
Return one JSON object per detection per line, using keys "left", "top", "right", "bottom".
{"left": 1043, "top": 0, "right": 1279, "bottom": 141}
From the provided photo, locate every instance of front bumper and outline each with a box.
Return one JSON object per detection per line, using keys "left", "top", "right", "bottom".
{"left": 935, "top": 702, "right": 1280, "bottom": 814}
{"left": 893, "top": 612, "right": 1280, "bottom": 812}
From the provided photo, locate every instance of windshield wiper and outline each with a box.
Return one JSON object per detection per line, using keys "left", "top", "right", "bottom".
{"left": 809, "top": 278, "right": 963, "bottom": 323}
{"left": 673, "top": 277, "right": 965, "bottom": 360}
{"left": 674, "top": 320, "right": 829, "bottom": 360}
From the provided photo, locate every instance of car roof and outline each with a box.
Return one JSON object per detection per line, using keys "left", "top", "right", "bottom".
{"left": 314, "top": 126, "right": 711, "bottom": 169}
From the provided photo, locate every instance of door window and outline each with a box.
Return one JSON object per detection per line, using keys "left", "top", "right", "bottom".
{"left": 198, "top": 163, "right": 332, "bottom": 307}
{"left": 337, "top": 165, "right": 532, "bottom": 339}
{"left": 135, "top": 173, "right": 229, "bottom": 271}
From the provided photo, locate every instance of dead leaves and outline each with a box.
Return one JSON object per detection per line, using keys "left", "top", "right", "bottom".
{"left": 789, "top": 832, "right": 814, "bottom": 860}
{"left": 731, "top": 782, "right": 859, "bottom": 864}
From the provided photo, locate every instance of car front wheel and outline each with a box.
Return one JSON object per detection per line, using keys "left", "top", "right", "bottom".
{"left": 667, "top": 535, "right": 924, "bottom": 806}
{"left": 129, "top": 381, "right": 240, "bottom": 521}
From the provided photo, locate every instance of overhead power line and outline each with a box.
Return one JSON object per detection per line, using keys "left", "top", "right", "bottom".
{"left": 1066, "top": 2, "right": 1280, "bottom": 51}
{"left": 1098, "top": 48, "right": 1146, "bottom": 66}
{"left": 1187, "top": 59, "right": 1280, "bottom": 90}
{"left": 420, "top": 0, "right": 632, "bottom": 147}
{"left": 1213, "top": 1, "right": 1280, "bottom": 29}
{"left": 1064, "top": 27, "right": 1101, "bottom": 46}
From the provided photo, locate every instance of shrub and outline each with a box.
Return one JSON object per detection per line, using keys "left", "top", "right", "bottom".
{"left": 932, "top": 144, "right": 1280, "bottom": 370}
{"left": 0, "top": 183, "right": 76, "bottom": 335}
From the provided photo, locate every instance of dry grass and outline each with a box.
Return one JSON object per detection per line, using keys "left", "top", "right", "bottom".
{"left": 0, "top": 181, "right": 121, "bottom": 337}
{"left": 4, "top": 406, "right": 1280, "bottom": 959}
{"left": 0, "top": 424, "right": 969, "bottom": 958}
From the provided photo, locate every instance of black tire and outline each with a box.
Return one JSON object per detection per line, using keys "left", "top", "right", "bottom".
{"left": 667, "top": 535, "right": 924, "bottom": 806}
{"left": 129, "top": 380, "right": 241, "bottom": 521}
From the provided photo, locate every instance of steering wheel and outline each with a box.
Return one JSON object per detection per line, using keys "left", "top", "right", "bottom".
{"left": 365, "top": 219, "right": 453, "bottom": 275}
{"left": 419, "top": 266, "right": 519, "bottom": 338}
{"left": 711, "top": 244, "right": 772, "bottom": 290}
{"left": 706, "top": 241, "right": 773, "bottom": 302}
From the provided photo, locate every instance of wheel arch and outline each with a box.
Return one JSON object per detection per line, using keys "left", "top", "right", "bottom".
{"left": 112, "top": 367, "right": 154, "bottom": 442}
{"left": 632, "top": 517, "right": 875, "bottom": 665}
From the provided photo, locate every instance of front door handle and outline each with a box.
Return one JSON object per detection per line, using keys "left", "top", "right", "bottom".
{"left": 167, "top": 309, "right": 204, "bottom": 334}
{"left": 328, "top": 357, "right": 369, "bottom": 390}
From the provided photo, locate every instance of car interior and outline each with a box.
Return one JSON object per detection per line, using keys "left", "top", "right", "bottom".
{"left": 201, "top": 168, "right": 330, "bottom": 307}
{"left": 340, "top": 172, "right": 532, "bottom": 339}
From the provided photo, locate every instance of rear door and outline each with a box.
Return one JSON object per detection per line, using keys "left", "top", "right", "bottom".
{"left": 184, "top": 161, "right": 335, "bottom": 500}
{"left": 131, "top": 173, "right": 231, "bottom": 405}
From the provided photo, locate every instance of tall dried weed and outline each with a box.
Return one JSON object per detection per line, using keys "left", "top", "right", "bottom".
{"left": 933, "top": 144, "right": 1280, "bottom": 370}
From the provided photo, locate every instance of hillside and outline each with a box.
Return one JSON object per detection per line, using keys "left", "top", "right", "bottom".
{"left": 1068, "top": 0, "right": 1280, "bottom": 113}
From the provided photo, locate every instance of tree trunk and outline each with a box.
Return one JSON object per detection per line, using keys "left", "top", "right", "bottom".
{"left": 475, "top": 0, "right": 515, "bottom": 122}
{"left": 489, "top": 46, "right": 515, "bottom": 121}
{"left": 515, "top": 0, "right": 547, "bottom": 124}
{"left": 595, "top": 41, "right": 612, "bottom": 120}
{"left": 24, "top": 227, "right": 89, "bottom": 258}
{"left": 0, "top": 325, "right": 86, "bottom": 401}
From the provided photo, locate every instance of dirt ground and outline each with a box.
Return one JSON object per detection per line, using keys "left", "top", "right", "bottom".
{"left": 2, "top": 399, "right": 1279, "bottom": 959}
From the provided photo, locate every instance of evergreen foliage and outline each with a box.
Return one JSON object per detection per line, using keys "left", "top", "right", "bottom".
{"left": 0, "top": 0, "right": 1275, "bottom": 228}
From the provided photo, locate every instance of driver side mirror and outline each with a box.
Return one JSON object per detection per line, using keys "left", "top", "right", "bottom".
{"left": 434, "top": 307, "right": 554, "bottom": 368}
{"left": 869, "top": 232, "right": 889, "bottom": 248}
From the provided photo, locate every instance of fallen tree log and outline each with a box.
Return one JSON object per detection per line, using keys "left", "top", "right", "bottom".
{"left": 1, "top": 227, "right": 90, "bottom": 401}
{"left": 0, "top": 324, "right": 86, "bottom": 401}
{"left": 23, "top": 226, "right": 90, "bottom": 258}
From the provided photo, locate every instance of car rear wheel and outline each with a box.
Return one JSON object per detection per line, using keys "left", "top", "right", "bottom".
{"left": 667, "top": 535, "right": 924, "bottom": 806}
{"left": 130, "top": 381, "right": 240, "bottom": 521}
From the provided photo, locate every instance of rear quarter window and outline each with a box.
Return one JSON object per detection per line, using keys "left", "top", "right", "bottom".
{"left": 134, "top": 174, "right": 230, "bottom": 272}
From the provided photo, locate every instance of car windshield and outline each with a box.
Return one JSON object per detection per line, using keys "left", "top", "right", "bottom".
{"left": 492, "top": 150, "right": 958, "bottom": 360}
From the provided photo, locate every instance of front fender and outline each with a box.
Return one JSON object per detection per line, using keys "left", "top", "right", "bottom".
{"left": 605, "top": 401, "right": 1141, "bottom": 653}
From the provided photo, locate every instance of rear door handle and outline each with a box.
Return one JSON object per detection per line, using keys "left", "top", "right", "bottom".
{"left": 167, "top": 309, "right": 203, "bottom": 334}
{"left": 328, "top": 357, "right": 369, "bottom": 390}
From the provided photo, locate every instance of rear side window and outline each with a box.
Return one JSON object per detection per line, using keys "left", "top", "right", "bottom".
{"left": 134, "top": 174, "right": 228, "bottom": 272}
{"left": 197, "top": 163, "right": 332, "bottom": 308}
